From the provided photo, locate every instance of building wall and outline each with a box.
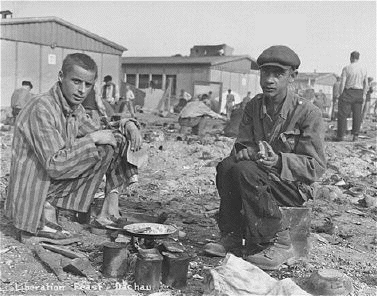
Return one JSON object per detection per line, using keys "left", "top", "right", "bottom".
{"left": 122, "top": 63, "right": 261, "bottom": 102}
{"left": 210, "top": 69, "right": 261, "bottom": 98}
{"left": 211, "top": 59, "right": 252, "bottom": 73}
{"left": 1, "top": 19, "right": 122, "bottom": 55}
{"left": 1, "top": 39, "right": 121, "bottom": 107}
{"left": 122, "top": 64, "right": 209, "bottom": 95}
{"left": 190, "top": 44, "right": 234, "bottom": 57}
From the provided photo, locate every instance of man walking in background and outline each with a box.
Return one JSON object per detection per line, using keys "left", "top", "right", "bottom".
{"left": 225, "top": 89, "right": 235, "bottom": 120}
{"left": 336, "top": 51, "right": 368, "bottom": 142}
{"left": 123, "top": 84, "right": 136, "bottom": 118}
{"left": 331, "top": 76, "right": 341, "bottom": 120}
{"left": 361, "top": 77, "right": 374, "bottom": 124}
{"left": 101, "top": 75, "right": 120, "bottom": 111}
{"left": 10, "top": 80, "right": 34, "bottom": 120}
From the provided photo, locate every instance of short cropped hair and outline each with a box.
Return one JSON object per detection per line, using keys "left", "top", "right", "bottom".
{"left": 350, "top": 51, "right": 360, "bottom": 60}
{"left": 61, "top": 53, "right": 98, "bottom": 79}
{"left": 21, "top": 80, "right": 33, "bottom": 89}
{"left": 104, "top": 75, "right": 112, "bottom": 82}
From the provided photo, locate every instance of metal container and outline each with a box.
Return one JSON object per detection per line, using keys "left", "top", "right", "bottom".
{"left": 102, "top": 242, "right": 129, "bottom": 278}
{"left": 280, "top": 207, "right": 311, "bottom": 258}
{"left": 307, "top": 269, "right": 353, "bottom": 295}
{"left": 161, "top": 251, "right": 190, "bottom": 288}
{"left": 134, "top": 248, "right": 163, "bottom": 291}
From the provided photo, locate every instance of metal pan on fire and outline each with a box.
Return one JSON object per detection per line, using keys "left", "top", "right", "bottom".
{"left": 122, "top": 223, "right": 177, "bottom": 239}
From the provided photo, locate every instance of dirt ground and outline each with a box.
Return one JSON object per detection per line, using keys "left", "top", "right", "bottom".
{"left": 0, "top": 111, "right": 376, "bottom": 296}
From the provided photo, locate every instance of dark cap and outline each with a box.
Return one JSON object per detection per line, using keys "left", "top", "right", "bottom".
{"left": 104, "top": 75, "right": 112, "bottom": 82}
{"left": 257, "top": 45, "right": 301, "bottom": 70}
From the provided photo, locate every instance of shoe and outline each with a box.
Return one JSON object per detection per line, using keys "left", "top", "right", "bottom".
{"left": 245, "top": 230, "right": 294, "bottom": 270}
{"left": 203, "top": 232, "right": 242, "bottom": 257}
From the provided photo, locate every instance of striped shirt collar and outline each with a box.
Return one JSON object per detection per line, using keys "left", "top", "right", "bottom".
{"left": 51, "top": 82, "right": 84, "bottom": 117}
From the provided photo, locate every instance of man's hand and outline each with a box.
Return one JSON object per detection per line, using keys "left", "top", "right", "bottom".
{"left": 235, "top": 147, "right": 258, "bottom": 162}
{"left": 89, "top": 130, "right": 117, "bottom": 148}
{"left": 257, "top": 141, "right": 279, "bottom": 168}
{"left": 119, "top": 120, "right": 142, "bottom": 151}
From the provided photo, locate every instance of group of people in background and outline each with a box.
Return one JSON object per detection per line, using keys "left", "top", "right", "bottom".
{"left": 10, "top": 51, "right": 376, "bottom": 143}
{"left": 10, "top": 74, "right": 137, "bottom": 125}
{"left": 298, "top": 51, "right": 375, "bottom": 142}
{"left": 5, "top": 45, "right": 374, "bottom": 272}
{"left": 10, "top": 80, "right": 34, "bottom": 121}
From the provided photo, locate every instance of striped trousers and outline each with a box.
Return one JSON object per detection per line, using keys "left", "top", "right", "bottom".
{"left": 48, "top": 132, "right": 137, "bottom": 221}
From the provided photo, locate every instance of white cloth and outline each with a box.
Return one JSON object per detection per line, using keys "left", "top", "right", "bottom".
{"left": 125, "top": 89, "right": 135, "bottom": 101}
{"left": 203, "top": 254, "right": 311, "bottom": 296}
{"left": 181, "top": 92, "right": 192, "bottom": 101}
{"left": 340, "top": 62, "right": 367, "bottom": 91}
{"left": 179, "top": 101, "right": 223, "bottom": 119}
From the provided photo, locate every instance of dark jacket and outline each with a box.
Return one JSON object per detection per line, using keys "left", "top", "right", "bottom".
{"left": 236, "top": 90, "right": 326, "bottom": 185}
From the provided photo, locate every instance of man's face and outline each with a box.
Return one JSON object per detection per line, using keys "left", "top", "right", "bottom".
{"left": 59, "top": 65, "right": 96, "bottom": 107}
{"left": 260, "top": 66, "right": 293, "bottom": 101}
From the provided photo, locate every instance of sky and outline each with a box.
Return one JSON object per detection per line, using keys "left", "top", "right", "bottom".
{"left": 1, "top": 0, "right": 376, "bottom": 78}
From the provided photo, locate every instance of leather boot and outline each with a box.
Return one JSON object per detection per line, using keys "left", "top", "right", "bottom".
{"left": 203, "top": 232, "right": 242, "bottom": 257}
{"left": 245, "top": 229, "right": 294, "bottom": 270}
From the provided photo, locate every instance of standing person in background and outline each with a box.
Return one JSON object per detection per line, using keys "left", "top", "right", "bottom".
{"left": 361, "top": 77, "right": 374, "bottom": 125}
{"left": 101, "top": 75, "right": 119, "bottom": 111}
{"left": 10, "top": 81, "right": 34, "bottom": 120}
{"left": 336, "top": 51, "right": 368, "bottom": 142}
{"left": 208, "top": 91, "right": 220, "bottom": 113}
{"left": 82, "top": 85, "right": 110, "bottom": 126}
{"left": 207, "top": 91, "right": 213, "bottom": 102}
{"left": 331, "top": 76, "right": 341, "bottom": 120}
{"left": 122, "top": 84, "right": 136, "bottom": 118}
{"left": 225, "top": 89, "right": 235, "bottom": 120}
{"left": 242, "top": 91, "right": 252, "bottom": 105}
{"left": 149, "top": 80, "right": 155, "bottom": 93}
{"left": 313, "top": 90, "right": 330, "bottom": 117}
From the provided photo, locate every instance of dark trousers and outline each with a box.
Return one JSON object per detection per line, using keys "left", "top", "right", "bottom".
{"left": 216, "top": 156, "right": 304, "bottom": 246}
{"left": 337, "top": 89, "right": 363, "bottom": 138}
{"left": 119, "top": 100, "right": 135, "bottom": 118}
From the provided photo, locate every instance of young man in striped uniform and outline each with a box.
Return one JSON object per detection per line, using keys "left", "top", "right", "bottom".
{"left": 5, "top": 53, "right": 142, "bottom": 240}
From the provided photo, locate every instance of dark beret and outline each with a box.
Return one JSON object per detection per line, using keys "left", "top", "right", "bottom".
{"left": 257, "top": 45, "right": 301, "bottom": 70}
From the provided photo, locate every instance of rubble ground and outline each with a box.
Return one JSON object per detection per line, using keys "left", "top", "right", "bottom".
{"left": 0, "top": 112, "right": 376, "bottom": 296}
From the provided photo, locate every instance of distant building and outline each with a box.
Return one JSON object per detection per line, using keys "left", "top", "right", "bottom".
{"left": 190, "top": 44, "right": 234, "bottom": 57}
{"left": 122, "top": 44, "right": 261, "bottom": 112}
{"left": 293, "top": 72, "right": 338, "bottom": 117}
{"left": 1, "top": 16, "right": 127, "bottom": 106}
{"left": 294, "top": 72, "right": 337, "bottom": 99}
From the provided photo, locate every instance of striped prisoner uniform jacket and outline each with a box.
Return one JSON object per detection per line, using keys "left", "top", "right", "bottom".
{"left": 5, "top": 82, "right": 136, "bottom": 234}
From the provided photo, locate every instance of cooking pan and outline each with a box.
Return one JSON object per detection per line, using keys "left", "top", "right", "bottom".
{"left": 121, "top": 223, "right": 177, "bottom": 239}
